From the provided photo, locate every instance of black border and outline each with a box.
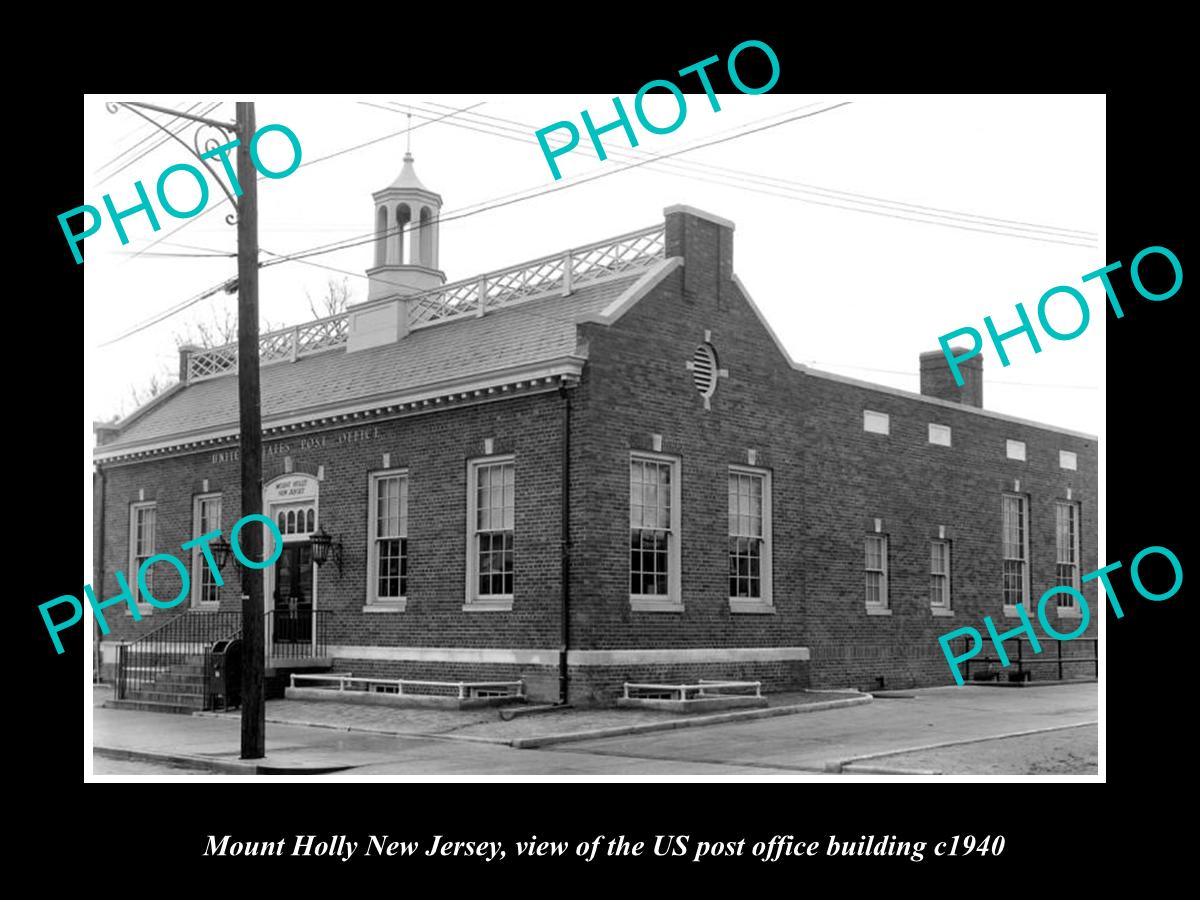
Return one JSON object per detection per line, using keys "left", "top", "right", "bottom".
{"left": 27, "top": 29, "right": 1191, "bottom": 881}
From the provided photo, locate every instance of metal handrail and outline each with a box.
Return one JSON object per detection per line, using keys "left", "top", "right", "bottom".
{"left": 962, "top": 636, "right": 1098, "bottom": 681}
{"left": 114, "top": 608, "right": 331, "bottom": 706}
{"left": 265, "top": 608, "right": 329, "bottom": 659}
{"left": 114, "top": 609, "right": 242, "bottom": 702}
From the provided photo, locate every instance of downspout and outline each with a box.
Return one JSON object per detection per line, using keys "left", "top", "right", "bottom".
{"left": 94, "top": 464, "right": 106, "bottom": 684}
{"left": 558, "top": 383, "right": 571, "bottom": 705}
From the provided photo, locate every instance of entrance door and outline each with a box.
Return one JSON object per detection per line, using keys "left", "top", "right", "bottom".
{"left": 272, "top": 543, "right": 313, "bottom": 645}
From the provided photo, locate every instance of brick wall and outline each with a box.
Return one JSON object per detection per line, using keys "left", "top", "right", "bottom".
{"left": 567, "top": 212, "right": 809, "bottom": 667}
{"left": 94, "top": 207, "right": 1099, "bottom": 703}
{"left": 797, "top": 373, "right": 1098, "bottom": 690}
{"left": 97, "top": 391, "right": 565, "bottom": 658}
{"left": 566, "top": 207, "right": 1098, "bottom": 694}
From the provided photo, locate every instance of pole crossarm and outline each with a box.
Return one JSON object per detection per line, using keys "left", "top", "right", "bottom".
{"left": 105, "top": 101, "right": 242, "bottom": 224}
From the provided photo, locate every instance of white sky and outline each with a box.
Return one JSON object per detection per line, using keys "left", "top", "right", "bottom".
{"left": 82, "top": 94, "right": 1104, "bottom": 436}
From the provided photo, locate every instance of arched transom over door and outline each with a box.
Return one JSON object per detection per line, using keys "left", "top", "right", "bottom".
{"left": 263, "top": 474, "right": 320, "bottom": 648}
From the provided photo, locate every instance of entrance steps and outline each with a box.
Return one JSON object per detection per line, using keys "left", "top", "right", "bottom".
{"left": 105, "top": 658, "right": 210, "bottom": 715}
{"left": 104, "top": 698, "right": 204, "bottom": 715}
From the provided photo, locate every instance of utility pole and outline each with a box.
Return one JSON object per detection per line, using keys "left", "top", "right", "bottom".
{"left": 235, "top": 101, "right": 265, "bottom": 759}
{"left": 105, "top": 99, "right": 267, "bottom": 759}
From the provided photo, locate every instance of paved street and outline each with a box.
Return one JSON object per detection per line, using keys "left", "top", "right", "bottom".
{"left": 92, "top": 682, "right": 1097, "bottom": 777}
{"left": 544, "top": 683, "right": 1097, "bottom": 773}
{"left": 850, "top": 723, "right": 1098, "bottom": 775}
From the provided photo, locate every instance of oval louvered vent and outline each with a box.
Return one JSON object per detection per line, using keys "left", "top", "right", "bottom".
{"left": 692, "top": 342, "right": 718, "bottom": 398}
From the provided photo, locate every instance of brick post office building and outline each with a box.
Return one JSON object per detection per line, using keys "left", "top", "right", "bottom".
{"left": 92, "top": 154, "right": 1098, "bottom": 704}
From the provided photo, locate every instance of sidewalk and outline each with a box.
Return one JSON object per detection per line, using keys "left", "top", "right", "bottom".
{"left": 194, "top": 688, "right": 866, "bottom": 745}
{"left": 92, "top": 682, "right": 1097, "bottom": 776}
{"left": 92, "top": 685, "right": 865, "bottom": 775}
{"left": 93, "top": 705, "right": 827, "bottom": 778}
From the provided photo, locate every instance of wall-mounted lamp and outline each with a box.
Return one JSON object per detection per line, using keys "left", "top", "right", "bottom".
{"left": 211, "top": 534, "right": 233, "bottom": 571}
{"left": 310, "top": 524, "right": 343, "bottom": 575}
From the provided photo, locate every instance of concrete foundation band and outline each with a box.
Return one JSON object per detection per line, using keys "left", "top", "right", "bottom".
{"left": 99, "top": 643, "right": 810, "bottom": 665}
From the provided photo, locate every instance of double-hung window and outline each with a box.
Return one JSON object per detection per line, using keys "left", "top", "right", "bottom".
{"left": 192, "top": 493, "right": 222, "bottom": 607}
{"left": 1002, "top": 493, "right": 1030, "bottom": 612}
{"left": 368, "top": 470, "right": 408, "bottom": 609}
{"left": 630, "top": 453, "right": 681, "bottom": 611}
{"left": 129, "top": 502, "right": 157, "bottom": 609}
{"left": 930, "top": 539, "right": 951, "bottom": 612}
{"left": 865, "top": 534, "right": 889, "bottom": 611}
{"left": 1055, "top": 500, "right": 1082, "bottom": 613}
{"left": 466, "top": 457, "right": 514, "bottom": 609}
{"left": 729, "top": 466, "right": 772, "bottom": 612}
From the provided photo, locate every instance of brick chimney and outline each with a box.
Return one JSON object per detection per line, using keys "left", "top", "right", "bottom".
{"left": 920, "top": 349, "right": 983, "bottom": 408}
{"left": 93, "top": 420, "right": 120, "bottom": 446}
{"left": 178, "top": 343, "right": 200, "bottom": 384}
{"left": 664, "top": 205, "right": 734, "bottom": 304}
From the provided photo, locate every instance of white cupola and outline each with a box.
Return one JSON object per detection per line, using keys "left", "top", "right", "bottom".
{"left": 365, "top": 151, "right": 445, "bottom": 301}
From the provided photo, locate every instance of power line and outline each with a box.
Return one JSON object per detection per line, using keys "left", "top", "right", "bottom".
{"left": 99, "top": 102, "right": 224, "bottom": 184}
{"left": 357, "top": 101, "right": 1095, "bottom": 249}
{"left": 273, "top": 96, "right": 1097, "bottom": 265}
{"left": 97, "top": 104, "right": 856, "bottom": 346}
{"left": 97, "top": 275, "right": 238, "bottom": 346}
{"left": 100, "top": 98, "right": 1092, "bottom": 344}
{"left": 102, "top": 236, "right": 625, "bottom": 349}
{"left": 802, "top": 359, "right": 1098, "bottom": 390}
{"left": 400, "top": 101, "right": 831, "bottom": 212}
{"left": 261, "top": 102, "right": 856, "bottom": 270}
{"left": 409, "top": 100, "right": 1097, "bottom": 243}
{"left": 157, "top": 95, "right": 1094, "bottom": 278}
{"left": 116, "top": 249, "right": 235, "bottom": 258}
{"left": 240, "top": 102, "right": 833, "bottom": 267}
{"left": 96, "top": 101, "right": 206, "bottom": 175}
{"left": 116, "top": 101, "right": 487, "bottom": 264}
{"left": 423, "top": 100, "right": 1099, "bottom": 239}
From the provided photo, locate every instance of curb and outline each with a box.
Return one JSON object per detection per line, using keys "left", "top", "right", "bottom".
{"left": 93, "top": 745, "right": 355, "bottom": 775}
{"left": 510, "top": 695, "right": 872, "bottom": 749}
{"left": 501, "top": 704, "right": 566, "bottom": 721}
{"left": 841, "top": 763, "right": 942, "bottom": 775}
{"left": 824, "top": 719, "right": 1098, "bottom": 773}
{"left": 95, "top": 745, "right": 257, "bottom": 774}
{"left": 263, "top": 716, "right": 513, "bottom": 745}
{"left": 193, "top": 711, "right": 516, "bottom": 745}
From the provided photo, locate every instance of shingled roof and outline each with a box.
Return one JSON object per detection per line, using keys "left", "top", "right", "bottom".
{"left": 94, "top": 219, "right": 675, "bottom": 460}
{"left": 105, "top": 276, "right": 637, "bottom": 455}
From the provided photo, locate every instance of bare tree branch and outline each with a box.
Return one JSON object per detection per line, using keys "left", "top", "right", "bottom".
{"left": 306, "top": 277, "right": 354, "bottom": 320}
{"left": 103, "top": 285, "right": 350, "bottom": 424}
